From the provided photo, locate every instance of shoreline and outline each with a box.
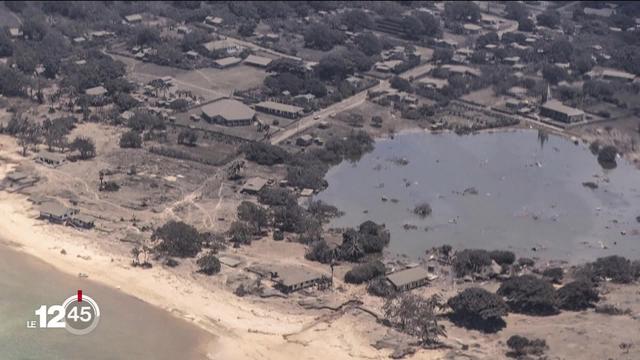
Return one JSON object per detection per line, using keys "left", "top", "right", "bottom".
{"left": 0, "top": 146, "right": 381, "bottom": 360}
{"left": 0, "top": 242, "right": 215, "bottom": 360}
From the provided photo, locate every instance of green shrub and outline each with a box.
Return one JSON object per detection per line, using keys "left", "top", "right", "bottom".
{"left": 196, "top": 252, "right": 221, "bottom": 275}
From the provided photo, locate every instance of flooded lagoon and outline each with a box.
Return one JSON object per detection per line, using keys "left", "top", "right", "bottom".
{"left": 0, "top": 245, "right": 212, "bottom": 360}
{"left": 317, "top": 130, "right": 640, "bottom": 263}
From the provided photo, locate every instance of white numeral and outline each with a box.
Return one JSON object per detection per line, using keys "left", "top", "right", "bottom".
{"left": 34, "top": 305, "right": 66, "bottom": 328}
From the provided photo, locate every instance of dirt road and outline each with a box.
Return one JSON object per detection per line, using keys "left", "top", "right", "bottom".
{"left": 270, "top": 81, "right": 389, "bottom": 145}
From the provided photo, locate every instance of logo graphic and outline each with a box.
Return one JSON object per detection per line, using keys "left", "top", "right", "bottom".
{"left": 28, "top": 290, "right": 100, "bottom": 335}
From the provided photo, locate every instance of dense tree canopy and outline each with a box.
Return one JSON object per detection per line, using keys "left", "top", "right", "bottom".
{"left": 556, "top": 280, "right": 599, "bottom": 310}
{"left": 70, "top": 136, "right": 96, "bottom": 159}
{"left": 355, "top": 32, "right": 382, "bottom": 56}
{"left": 237, "top": 201, "right": 269, "bottom": 232}
{"left": 453, "top": 249, "right": 492, "bottom": 277}
{"left": 444, "top": 1, "right": 481, "bottom": 23}
{"left": 497, "top": 275, "right": 558, "bottom": 315}
{"left": 581, "top": 255, "right": 634, "bottom": 283}
{"left": 448, "top": 287, "right": 508, "bottom": 332}
{"left": 0, "top": 66, "right": 29, "bottom": 97}
{"left": 241, "top": 142, "right": 289, "bottom": 165}
{"left": 119, "top": 130, "right": 142, "bottom": 148}
{"left": 537, "top": 10, "right": 561, "bottom": 28}
{"left": 153, "top": 221, "right": 202, "bottom": 257}
{"left": 304, "top": 23, "right": 344, "bottom": 51}
{"left": 340, "top": 9, "right": 372, "bottom": 31}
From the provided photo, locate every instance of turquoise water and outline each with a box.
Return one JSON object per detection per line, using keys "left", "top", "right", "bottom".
{"left": 317, "top": 130, "right": 640, "bottom": 263}
{"left": 0, "top": 245, "right": 212, "bottom": 360}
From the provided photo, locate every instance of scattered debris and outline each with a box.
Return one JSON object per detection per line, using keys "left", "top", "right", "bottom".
{"left": 413, "top": 203, "right": 432, "bottom": 217}
{"left": 462, "top": 187, "right": 478, "bottom": 196}
{"left": 388, "top": 157, "right": 409, "bottom": 166}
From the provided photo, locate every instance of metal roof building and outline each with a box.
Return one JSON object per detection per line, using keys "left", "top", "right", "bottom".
{"left": 273, "top": 266, "right": 328, "bottom": 294}
{"left": 39, "top": 201, "right": 73, "bottom": 223}
{"left": 540, "top": 100, "right": 584, "bottom": 123}
{"left": 386, "top": 266, "right": 431, "bottom": 292}
{"left": 201, "top": 99, "right": 256, "bottom": 127}
{"left": 244, "top": 55, "right": 272, "bottom": 68}
{"left": 254, "top": 101, "right": 303, "bottom": 119}
{"left": 85, "top": 86, "right": 108, "bottom": 96}
{"left": 214, "top": 56, "right": 242, "bottom": 68}
{"left": 35, "top": 151, "right": 67, "bottom": 167}
{"left": 124, "top": 14, "right": 143, "bottom": 23}
{"left": 240, "top": 177, "right": 268, "bottom": 195}
{"left": 203, "top": 40, "right": 242, "bottom": 54}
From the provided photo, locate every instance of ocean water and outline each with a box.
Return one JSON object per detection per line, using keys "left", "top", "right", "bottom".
{"left": 0, "top": 245, "right": 212, "bottom": 360}
{"left": 316, "top": 130, "right": 640, "bottom": 263}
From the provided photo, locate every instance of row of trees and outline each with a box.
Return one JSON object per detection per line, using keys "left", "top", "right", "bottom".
{"left": 305, "top": 220, "right": 390, "bottom": 264}
{"left": 5, "top": 116, "right": 95, "bottom": 159}
{"left": 242, "top": 131, "right": 374, "bottom": 191}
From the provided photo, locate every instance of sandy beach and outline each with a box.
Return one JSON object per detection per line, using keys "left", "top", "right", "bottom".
{"left": 0, "top": 141, "right": 389, "bottom": 360}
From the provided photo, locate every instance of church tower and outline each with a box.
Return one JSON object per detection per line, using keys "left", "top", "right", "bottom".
{"left": 542, "top": 83, "right": 552, "bottom": 103}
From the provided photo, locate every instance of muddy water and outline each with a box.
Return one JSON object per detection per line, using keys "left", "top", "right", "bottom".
{"left": 0, "top": 245, "right": 213, "bottom": 360}
{"left": 316, "top": 130, "right": 640, "bottom": 263}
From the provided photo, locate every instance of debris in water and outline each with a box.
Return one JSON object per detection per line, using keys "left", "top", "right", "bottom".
{"left": 388, "top": 157, "right": 409, "bottom": 166}
{"left": 582, "top": 182, "right": 598, "bottom": 190}
{"left": 413, "top": 203, "right": 432, "bottom": 217}
{"left": 462, "top": 187, "right": 478, "bottom": 196}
